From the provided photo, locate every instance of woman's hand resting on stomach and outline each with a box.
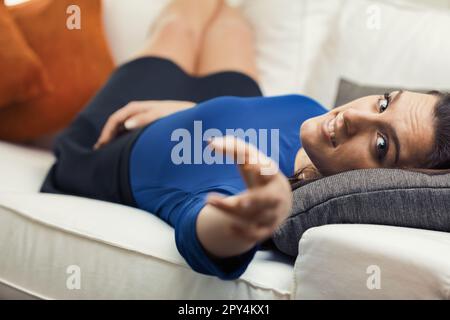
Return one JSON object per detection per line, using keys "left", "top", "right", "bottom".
{"left": 94, "top": 100, "right": 195, "bottom": 150}
{"left": 197, "top": 136, "right": 293, "bottom": 258}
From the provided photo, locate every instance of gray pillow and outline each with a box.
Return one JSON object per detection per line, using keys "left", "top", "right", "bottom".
{"left": 271, "top": 79, "right": 450, "bottom": 257}
{"left": 272, "top": 168, "right": 450, "bottom": 256}
{"left": 334, "top": 78, "right": 432, "bottom": 107}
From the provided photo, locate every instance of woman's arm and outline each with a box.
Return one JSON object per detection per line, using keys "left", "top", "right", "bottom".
{"left": 197, "top": 136, "right": 293, "bottom": 259}
{"left": 94, "top": 100, "right": 195, "bottom": 149}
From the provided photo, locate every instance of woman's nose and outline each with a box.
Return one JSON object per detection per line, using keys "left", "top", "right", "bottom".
{"left": 340, "top": 109, "right": 378, "bottom": 136}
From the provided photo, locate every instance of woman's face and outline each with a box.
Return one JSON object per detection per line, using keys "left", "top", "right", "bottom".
{"left": 299, "top": 91, "right": 438, "bottom": 176}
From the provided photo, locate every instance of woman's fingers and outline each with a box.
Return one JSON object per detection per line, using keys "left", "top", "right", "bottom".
{"left": 208, "top": 136, "right": 278, "bottom": 188}
{"left": 124, "top": 110, "right": 163, "bottom": 130}
{"left": 94, "top": 102, "right": 149, "bottom": 149}
{"left": 94, "top": 121, "right": 124, "bottom": 150}
{"left": 94, "top": 100, "right": 196, "bottom": 150}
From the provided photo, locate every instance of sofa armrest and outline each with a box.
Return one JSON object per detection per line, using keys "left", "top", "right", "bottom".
{"left": 292, "top": 224, "right": 450, "bottom": 299}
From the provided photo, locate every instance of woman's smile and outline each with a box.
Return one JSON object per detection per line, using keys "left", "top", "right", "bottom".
{"left": 322, "top": 113, "right": 338, "bottom": 148}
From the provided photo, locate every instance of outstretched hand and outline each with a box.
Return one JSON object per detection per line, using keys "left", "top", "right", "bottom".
{"left": 206, "top": 136, "right": 293, "bottom": 243}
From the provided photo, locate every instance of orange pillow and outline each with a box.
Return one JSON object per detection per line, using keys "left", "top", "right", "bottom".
{"left": 0, "top": 0, "right": 114, "bottom": 142}
{"left": 0, "top": 2, "right": 51, "bottom": 109}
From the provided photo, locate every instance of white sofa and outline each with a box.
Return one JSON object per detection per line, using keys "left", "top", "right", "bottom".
{"left": 1, "top": 0, "right": 450, "bottom": 299}
{"left": 0, "top": 142, "right": 295, "bottom": 299}
{"left": 1, "top": 140, "right": 450, "bottom": 300}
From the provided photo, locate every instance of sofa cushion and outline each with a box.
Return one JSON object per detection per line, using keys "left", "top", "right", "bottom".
{"left": 300, "top": 0, "right": 450, "bottom": 108}
{"left": 0, "top": 2, "right": 51, "bottom": 109}
{"left": 0, "top": 192, "right": 294, "bottom": 299}
{"left": 293, "top": 224, "right": 450, "bottom": 299}
{"left": 272, "top": 168, "right": 450, "bottom": 257}
{"left": 0, "top": 141, "right": 54, "bottom": 193}
{"left": 0, "top": 0, "right": 114, "bottom": 142}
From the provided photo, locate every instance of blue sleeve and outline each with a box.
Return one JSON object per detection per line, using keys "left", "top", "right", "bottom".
{"left": 173, "top": 194, "right": 259, "bottom": 280}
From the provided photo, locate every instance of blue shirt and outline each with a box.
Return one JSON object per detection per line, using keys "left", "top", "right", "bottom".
{"left": 129, "top": 95, "right": 327, "bottom": 279}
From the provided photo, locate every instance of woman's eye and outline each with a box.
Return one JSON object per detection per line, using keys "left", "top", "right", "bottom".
{"left": 378, "top": 98, "right": 389, "bottom": 112}
{"left": 376, "top": 135, "right": 388, "bottom": 159}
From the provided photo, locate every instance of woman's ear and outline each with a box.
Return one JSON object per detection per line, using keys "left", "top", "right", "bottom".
{"left": 296, "top": 148, "right": 312, "bottom": 170}
{"left": 295, "top": 148, "right": 322, "bottom": 179}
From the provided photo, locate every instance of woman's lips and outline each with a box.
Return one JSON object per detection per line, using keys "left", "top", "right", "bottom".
{"left": 322, "top": 114, "right": 337, "bottom": 148}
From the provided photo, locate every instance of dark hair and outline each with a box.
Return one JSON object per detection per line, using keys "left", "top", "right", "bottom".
{"left": 290, "top": 91, "right": 450, "bottom": 191}
{"left": 289, "top": 166, "right": 322, "bottom": 190}
{"left": 424, "top": 91, "right": 450, "bottom": 169}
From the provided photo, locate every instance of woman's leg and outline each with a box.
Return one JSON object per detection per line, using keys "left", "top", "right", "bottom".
{"left": 67, "top": 0, "right": 224, "bottom": 144}
{"left": 132, "top": 0, "right": 222, "bottom": 75}
{"left": 41, "top": 0, "right": 223, "bottom": 202}
{"left": 196, "top": 3, "right": 259, "bottom": 81}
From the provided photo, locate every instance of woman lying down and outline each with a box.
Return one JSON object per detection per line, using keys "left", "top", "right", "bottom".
{"left": 41, "top": 0, "right": 450, "bottom": 280}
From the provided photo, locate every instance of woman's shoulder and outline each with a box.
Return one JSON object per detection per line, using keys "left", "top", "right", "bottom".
{"left": 265, "top": 94, "right": 327, "bottom": 108}
{"left": 195, "top": 94, "right": 328, "bottom": 116}
{"left": 255, "top": 94, "right": 329, "bottom": 116}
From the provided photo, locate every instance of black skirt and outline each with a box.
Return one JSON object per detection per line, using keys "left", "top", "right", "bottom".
{"left": 40, "top": 57, "right": 263, "bottom": 207}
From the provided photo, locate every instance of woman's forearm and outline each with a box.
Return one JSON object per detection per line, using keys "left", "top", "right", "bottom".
{"left": 196, "top": 204, "right": 257, "bottom": 258}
